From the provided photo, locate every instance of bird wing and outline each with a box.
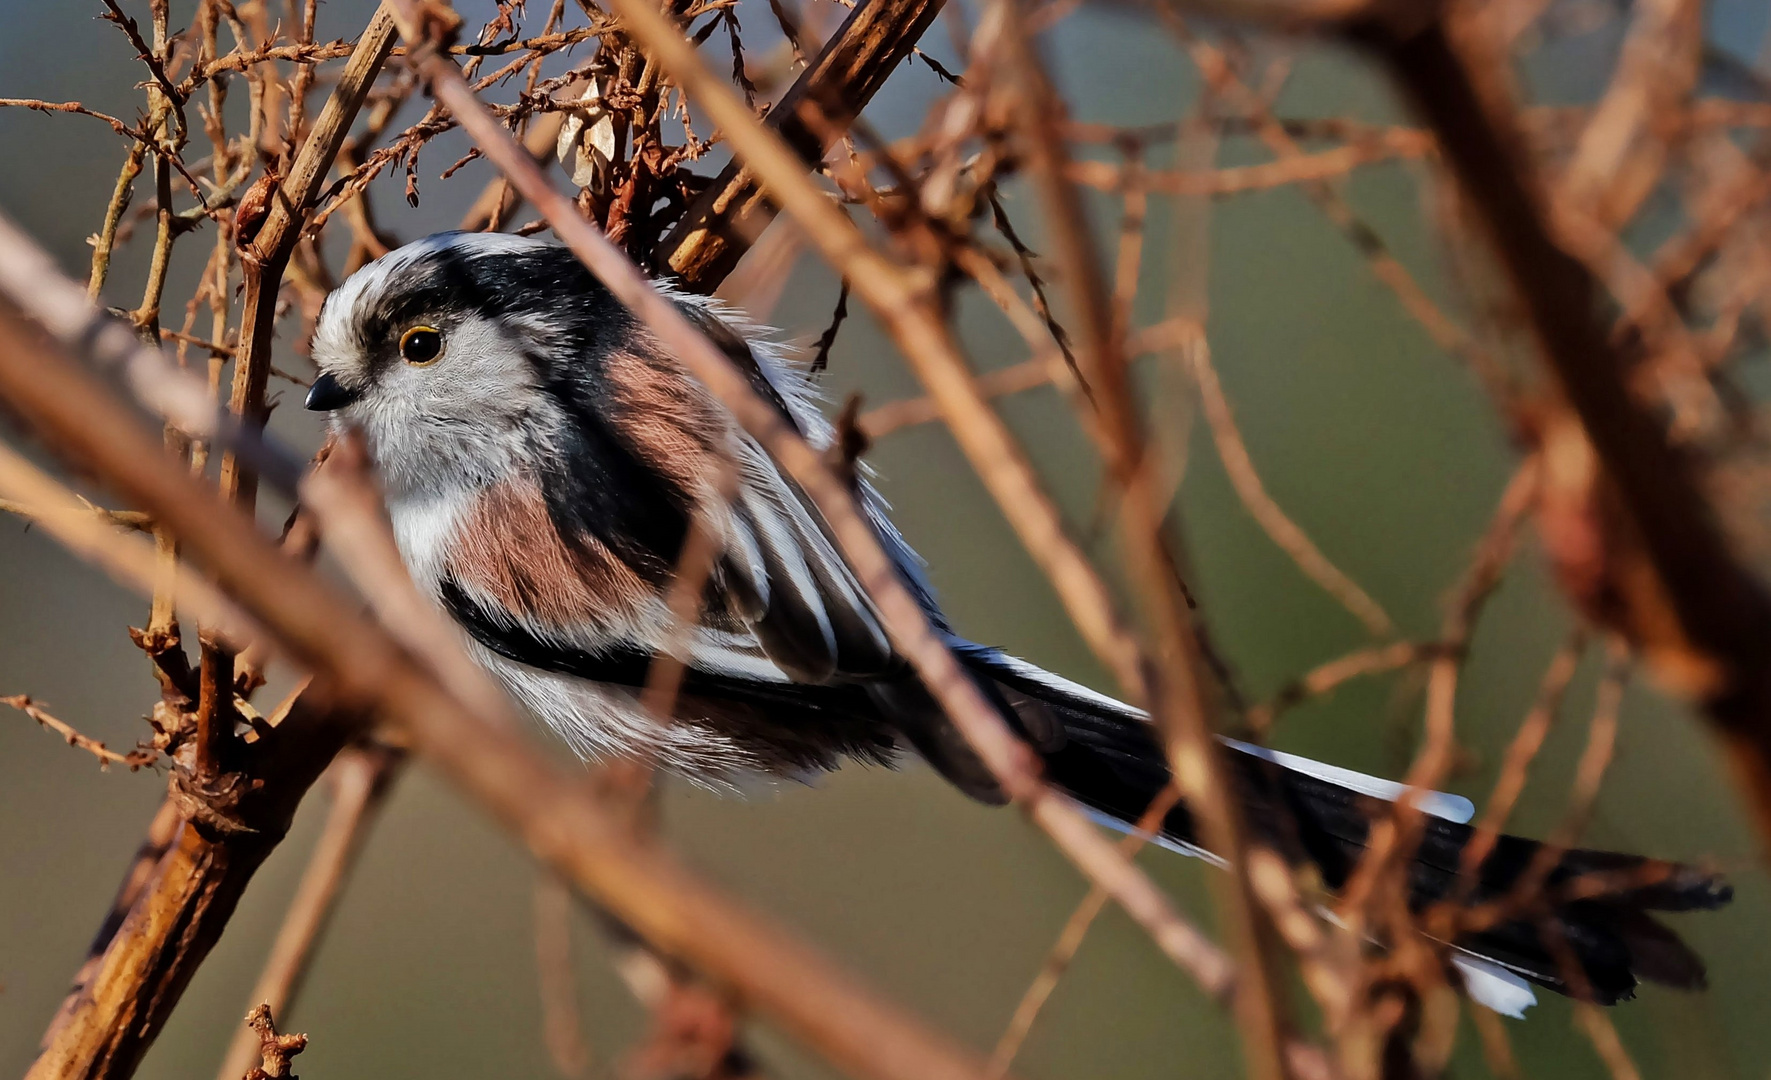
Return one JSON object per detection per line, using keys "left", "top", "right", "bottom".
{"left": 663, "top": 297, "right": 944, "bottom": 685}
{"left": 438, "top": 294, "right": 939, "bottom": 690}
{"left": 435, "top": 292, "right": 995, "bottom": 781}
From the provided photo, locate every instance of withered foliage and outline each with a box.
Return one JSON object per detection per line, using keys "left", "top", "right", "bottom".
{"left": 3, "top": 1, "right": 1771, "bottom": 1080}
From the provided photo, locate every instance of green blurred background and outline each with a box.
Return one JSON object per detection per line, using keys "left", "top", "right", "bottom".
{"left": 3, "top": 2, "right": 1769, "bottom": 1077}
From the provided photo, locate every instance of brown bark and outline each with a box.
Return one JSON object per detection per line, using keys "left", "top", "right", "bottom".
{"left": 218, "top": 7, "right": 399, "bottom": 512}
{"left": 18, "top": 11, "right": 400, "bottom": 1077}
{"left": 10, "top": 1, "right": 967, "bottom": 1067}
{"left": 0, "top": 291, "right": 1000, "bottom": 1080}
{"left": 387, "top": 0, "right": 1237, "bottom": 1001}
{"left": 212, "top": 747, "right": 404, "bottom": 1080}
{"left": 993, "top": 8, "right": 1295, "bottom": 1076}
{"left": 653, "top": 0, "right": 946, "bottom": 289}
{"left": 21, "top": 688, "right": 352, "bottom": 1080}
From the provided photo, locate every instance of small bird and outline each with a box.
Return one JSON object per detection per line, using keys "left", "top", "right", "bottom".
{"left": 308, "top": 232, "right": 1730, "bottom": 1016}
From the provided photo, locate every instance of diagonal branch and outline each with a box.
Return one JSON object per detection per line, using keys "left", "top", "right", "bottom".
{"left": 382, "top": 0, "right": 1238, "bottom": 1004}
{"left": 218, "top": 7, "right": 399, "bottom": 512}
{"left": 10, "top": 11, "right": 402, "bottom": 1077}
{"left": 212, "top": 746, "right": 405, "bottom": 1080}
{"left": 1186, "top": 338, "right": 1395, "bottom": 638}
{"left": 2, "top": 694, "right": 160, "bottom": 771}
{"left": 592, "top": 0, "right": 1164, "bottom": 713}
{"left": 989, "top": 4, "right": 1296, "bottom": 1075}
{"left": 0, "top": 416, "right": 340, "bottom": 1080}
{"left": 15, "top": 685, "right": 350, "bottom": 1080}
{"left": 1359, "top": 12, "right": 1771, "bottom": 854}
{"left": 0, "top": 289, "right": 1001, "bottom": 1080}
{"left": 654, "top": 0, "right": 947, "bottom": 289}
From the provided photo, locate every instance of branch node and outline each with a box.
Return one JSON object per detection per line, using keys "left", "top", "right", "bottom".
{"left": 171, "top": 765, "right": 264, "bottom": 837}
{"left": 243, "top": 1003, "right": 308, "bottom": 1080}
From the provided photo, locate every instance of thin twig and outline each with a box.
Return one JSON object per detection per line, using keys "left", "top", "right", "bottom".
{"left": 1246, "top": 640, "right": 1439, "bottom": 737}
{"left": 87, "top": 143, "right": 149, "bottom": 300}
{"left": 0, "top": 498, "right": 154, "bottom": 532}
{"left": 384, "top": 0, "right": 1238, "bottom": 1004}
{"left": 1341, "top": 456, "right": 1540, "bottom": 918}
{"left": 218, "top": 7, "right": 400, "bottom": 512}
{"left": 984, "top": 784, "right": 1182, "bottom": 1080}
{"left": 1187, "top": 334, "right": 1396, "bottom": 638}
{"left": 0, "top": 439, "right": 259, "bottom": 649}
{"left": 214, "top": 746, "right": 404, "bottom": 1080}
{"left": 991, "top": 6, "right": 1296, "bottom": 1074}
{"left": 1174, "top": 20, "right": 1515, "bottom": 406}
{"left": 0, "top": 283, "right": 1008, "bottom": 1080}
{"left": 534, "top": 873, "right": 594, "bottom": 1078}
{"left": 656, "top": 0, "right": 948, "bottom": 286}
{"left": 1367, "top": 10, "right": 1771, "bottom": 855}
{"left": 2, "top": 694, "right": 159, "bottom": 771}
{"left": 0, "top": 99, "right": 136, "bottom": 137}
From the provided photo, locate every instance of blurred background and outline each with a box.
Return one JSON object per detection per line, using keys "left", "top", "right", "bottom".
{"left": 3, "top": 1, "right": 1770, "bottom": 1077}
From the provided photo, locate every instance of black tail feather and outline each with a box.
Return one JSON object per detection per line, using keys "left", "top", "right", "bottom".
{"left": 957, "top": 646, "right": 1732, "bottom": 1007}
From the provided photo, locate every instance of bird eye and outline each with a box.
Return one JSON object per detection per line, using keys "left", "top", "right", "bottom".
{"left": 399, "top": 325, "right": 443, "bottom": 366}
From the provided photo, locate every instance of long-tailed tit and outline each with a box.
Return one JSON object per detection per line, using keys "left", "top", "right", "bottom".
{"left": 307, "top": 232, "right": 1729, "bottom": 1015}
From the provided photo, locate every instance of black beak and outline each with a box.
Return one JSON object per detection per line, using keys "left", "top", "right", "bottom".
{"left": 305, "top": 371, "right": 362, "bottom": 412}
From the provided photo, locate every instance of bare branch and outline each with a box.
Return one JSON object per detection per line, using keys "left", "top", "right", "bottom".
{"left": 1, "top": 694, "right": 159, "bottom": 771}
{"left": 655, "top": 0, "right": 947, "bottom": 287}
{"left": 0, "top": 498, "right": 153, "bottom": 532}
{"left": 383, "top": 0, "right": 1238, "bottom": 1006}
{"left": 0, "top": 226, "right": 1004, "bottom": 1080}
{"left": 1366, "top": 12, "right": 1771, "bottom": 853}
{"left": 0, "top": 99, "right": 136, "bottom": 137}
{"left": 214, "top": 747, "right": 404, "bottom": 1080}
{"left": 984, "top": 785, "right": 1182, "bottom": 1080}
{"left": 218, "top": 7, "right": 400, "bottom": 512}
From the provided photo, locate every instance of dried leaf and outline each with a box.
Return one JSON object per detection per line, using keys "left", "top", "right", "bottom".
{"left": 555, "top": 80, "right": 617, "bottom": 193}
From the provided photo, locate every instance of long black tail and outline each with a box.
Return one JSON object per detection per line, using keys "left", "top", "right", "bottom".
{"left": 957, "top": 646, "right": 1733, "bottom": 1006}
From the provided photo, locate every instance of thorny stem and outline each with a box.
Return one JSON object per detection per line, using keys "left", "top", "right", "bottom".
{"left": 8, "top": 2, "right": 1768, "bottom": 1079}
{"left": 217, "top": 8, "right": 400, "bottom": 514}
{"left": 2, "top": 695, "right": 160, "bottom": 771}
{"left": 984, "top": 784, "right": 1182, "bottom": 1079}
{"left": 139, "top": 145, "right": 192, "bottom": 710}
{"left": 2, "top": 10, "right": 399, "bottom": 1077}
{"left": 199, "top": 6, "right": 398, "bottom": 783}
{"left": 124, "top": 0, "right": 209, "bottom": 761}
{"left": 87, "top": 143, "right": 149, "bottom": 301}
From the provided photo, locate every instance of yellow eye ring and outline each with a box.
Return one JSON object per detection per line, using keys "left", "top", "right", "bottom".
{"left": 399, "top": 325, "right": 444, "bottom": 366}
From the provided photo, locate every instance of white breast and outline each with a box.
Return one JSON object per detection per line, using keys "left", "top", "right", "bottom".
{"left": 385, "top": 486, "right": 472, "bottom": 598}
